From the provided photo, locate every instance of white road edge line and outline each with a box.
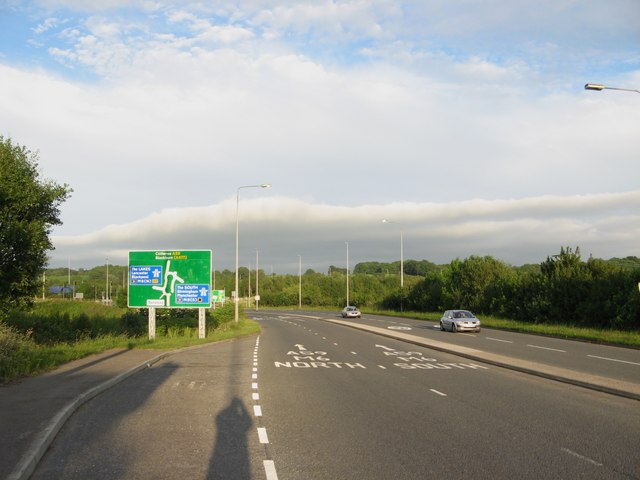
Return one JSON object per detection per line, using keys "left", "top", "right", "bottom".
{"left": 587, "top": 355, "right": 640, "bottom": 366}
{"left": 526, "top": 344, "right": 566, "bottom": 353}
{"left": 264, "top": 460, "right": 279, "bottom": 480}
{"left": 561, "top": 448, "right": 603, "bottom": 466}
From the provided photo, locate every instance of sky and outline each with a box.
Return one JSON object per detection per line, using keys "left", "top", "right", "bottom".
{"left": 1, "top": 0, "right": 639, "bottom": 274}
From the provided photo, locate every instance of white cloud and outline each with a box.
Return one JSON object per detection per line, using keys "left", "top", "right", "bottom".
{"left": 3, "top": 1, "right": 639, "bottom": 273}
{"left": 49, "top": 191, "right": 640, "bottom": 271}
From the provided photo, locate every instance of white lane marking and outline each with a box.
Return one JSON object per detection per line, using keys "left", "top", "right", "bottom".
{"left": 378, "top": 365, "right": 387, "bottom": 369}
{"left": 254, "top": 405, "right": 262, "bottom": 417}
{"left": 561, "top": 448, "right": 602, "bottom": 466}
{"left": 486, "top": 337, "right": 513, "bottom": 343}
{"left": 264, "top": 460, "right": 279, "bottom": 480}
{"left": 333, "top": 343, "right": 339, "bottom": 346}
{"left": 252, "top": 373, "right": 258, "bottom": 379}
{"left": 258, "top": 428, "right": 269, "bottom": 444}
{"left": 587, "top": 355, "right": 640, "bottom": 366}
{"left": 527, "top": 344, "right": 566, "bottom": 353}
{"left": 430, "top": 389, "right": 447, "bottom": 397}
{"left": 252, "top": 382, "right": 258, "bottom": 389}
{"left": 253, "top": 367, "right": 258, "bottom": 372}
{"left": 351, "top": 352, "right": 358, "bottom": 355}
{"left": 253, "top": 392, "right": 260, "bottom": 400}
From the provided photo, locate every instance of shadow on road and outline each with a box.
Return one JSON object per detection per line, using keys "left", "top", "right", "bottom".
{"left": 207, "top": 396, "right": 254, "bottom": 479}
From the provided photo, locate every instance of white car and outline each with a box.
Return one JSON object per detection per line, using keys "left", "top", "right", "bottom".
{"left": 440, "top": 310, "right": 481, "bottom": 333}
{"left": 341, "top": 306, "right": 361, "bottom": 318}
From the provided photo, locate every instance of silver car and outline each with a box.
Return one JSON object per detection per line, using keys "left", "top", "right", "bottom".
{"left": 440, "top": 310, "right": 481, "bottom": 333}
{"left": 341, "top": 306, "right": 361, "bottom": 318}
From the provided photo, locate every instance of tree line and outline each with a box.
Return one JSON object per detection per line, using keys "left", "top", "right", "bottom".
{"left": 42, "top": 248, "right": 640, "bottom": 330}
{"left": 2, "top": 135, "right": 638, "bottom": 332}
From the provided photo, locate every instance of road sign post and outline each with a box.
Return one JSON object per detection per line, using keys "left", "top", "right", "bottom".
{"left": 128, "top": 250, "right": 212, "bottom": 339}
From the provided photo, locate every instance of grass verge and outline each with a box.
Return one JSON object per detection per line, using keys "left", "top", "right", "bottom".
{"left": 0, "top": 318, "right": 260, "bottom": 384}
{"left": 364, "top": 308, "right": 640, "bottom": 348}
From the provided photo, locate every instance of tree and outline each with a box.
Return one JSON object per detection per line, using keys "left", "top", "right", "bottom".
{"left": 0, "top": 137, "right": 71, "bottom": 316}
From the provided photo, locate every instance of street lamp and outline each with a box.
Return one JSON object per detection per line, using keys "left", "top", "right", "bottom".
{"left": 105, "top": 257, "right": 109, "bottom": 304}
{"left": 382, "top": 220, "right": 404, "bottom": 289}
{"left": 298, "top": 255, "right": 302, "bottom": 309}
{"left": 345, "top": 241, "right": 350, "bottom": 307}
{"left": 584, "top": 83, "right": 639, "bottom": 94}
{"left": 235, "top": 183, "right": 271, "bottom": 323}
{"left": 382, "top": 219, "right": 405, "bottom": 312}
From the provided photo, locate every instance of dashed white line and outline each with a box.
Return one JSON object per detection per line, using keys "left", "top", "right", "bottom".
{"left": 252, "top": 382, "right": 258, "bottom": 389}
{"left": 587, "top": 355, "right": 640, "bottom": 366}
{"left": 264, "top": 460, "right": 279, "bottom": 480}
{"left": 486, "top": 337, "right": 513, "bottom": 343}
{"left": 561, "top": 448, "right": 602, "bottom": 466}
{"left": 430, "top": 389, "right": 447, "bottom": 397}
{"left": 253, "top": 392, "right": 260, "bottom": 400}
{"left": 254, "top": 405, "right": 262, "bottom": 417}
{"left": 257, "top": 427, "right": 269, "bottom": 444}
{"left": 527, "top": 344, "right": 566, "bottom": 353}
{"left": 378, "top": 365, "right": 387, "bottom": 369}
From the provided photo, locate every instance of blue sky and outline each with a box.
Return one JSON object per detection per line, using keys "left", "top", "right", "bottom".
{"left": 1, "top": 1, "right": 639, "bottom": 272}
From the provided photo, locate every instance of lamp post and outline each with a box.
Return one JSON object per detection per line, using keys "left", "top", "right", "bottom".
{"left": 345, "top": 241, "right": 350, "bottom": 307}
{"left": 235, "top": 184, "right": 271, "bottom": 323}
{"left": 298, "top": 255, "right": 302, "bottom": 309}
{"left": 382, "top": 219, "right": 404, "bottom": 311}
{"left": 584, "top": 83, "right": 639, "bottom": 94}
{"left": 105, "top": 257, "right": 109, "bottom": 304}
{"left": 255, "top": 249, "right": 259, "bottom": 311}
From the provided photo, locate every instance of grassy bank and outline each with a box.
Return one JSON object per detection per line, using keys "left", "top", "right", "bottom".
{"left": 0, "top": 301, "right": 260, "bottom": 384}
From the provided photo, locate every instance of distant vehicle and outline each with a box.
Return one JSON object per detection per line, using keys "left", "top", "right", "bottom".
{"left": 341, "top": 306, "right": 361, "bottom": 318}
{"left": 440, "top": 310, "right": 481, "bottom": 333}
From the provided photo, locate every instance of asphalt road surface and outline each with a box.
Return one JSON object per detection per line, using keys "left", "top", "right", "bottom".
{"left": 32, "top": 311, "right": 640, "bottom": 479}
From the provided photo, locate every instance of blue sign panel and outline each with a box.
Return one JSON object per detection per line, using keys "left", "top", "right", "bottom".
{"left": 175, "top": 284, "right": 210, "bottom": 305}
{"left": 130, "top": 265, "right": 163, "bottom": 285}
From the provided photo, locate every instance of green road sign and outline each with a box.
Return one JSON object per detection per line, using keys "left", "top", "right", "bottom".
{"left": 212, "top": 290, "right": 226, "bottom": 303}
{"left": 128, "top": 250, "right": 212, "bottom": 308}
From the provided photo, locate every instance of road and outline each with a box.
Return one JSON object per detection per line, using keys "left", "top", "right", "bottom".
{"left": 301, "top": 309, "right": 640, "bottom": 385}
{"left": 32, "top": 310, "right": 640, "bottom": 479}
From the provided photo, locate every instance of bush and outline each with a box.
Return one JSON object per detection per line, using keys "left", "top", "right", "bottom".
{"left": 0, "top": 321, "right": 35, "bottom": 383}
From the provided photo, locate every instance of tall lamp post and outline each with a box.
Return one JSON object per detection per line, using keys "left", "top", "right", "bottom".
{"left": 235, "top": 183, "right": 271, "bottom": 323}
{"left": 382, "top": 219, "right": 404, "bottom": 311}
{"left": 345, "top": 241, "right": 350, "bottom": 307}
{"left": 298, "top": 255, "right": 302, "bottom": 309}
{"left": 584, "top": 83, "right": 639, "bottom": 94}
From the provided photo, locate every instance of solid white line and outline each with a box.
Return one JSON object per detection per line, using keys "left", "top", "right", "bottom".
{"left": 527, "top": 344, "right": 566, "bottom": 353}
{"left": 254, "top": 405, "right": 262, "bottom": 417}
{"left": 587, "top": 355, "right": 640, "bottom": 366}
{"left": 258, "top": 428, "right": 269, "bottom": 444}
{"left": 430, "top": 389, "right": 447, "bottom": 397}
{"left": 264, "top": 460, "right": 279, "bottom": 480}
{"left": 486, "top": 337, "right": 513, "bottom": 343}
{"left": 561, "top": 448, "right": 602, "bottom": 466}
